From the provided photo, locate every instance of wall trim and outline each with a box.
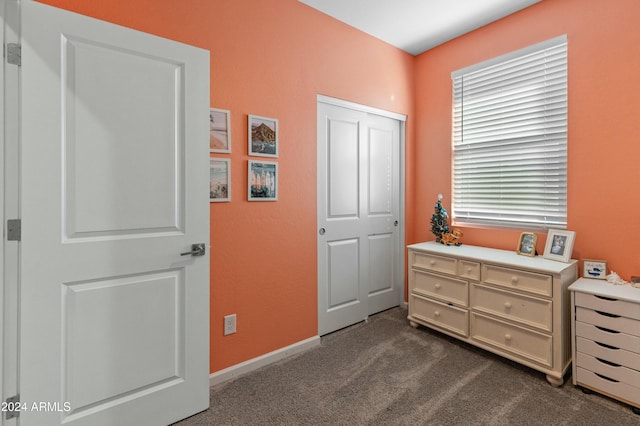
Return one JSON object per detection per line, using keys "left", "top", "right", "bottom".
{"left": 209, "top": 336, "right": 321, "bottom": 386}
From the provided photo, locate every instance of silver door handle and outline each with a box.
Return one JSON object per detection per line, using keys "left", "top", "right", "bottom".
{"left": 319, "top": 228, "right": 326, "bottom": 235}
{"left": 181, "top": 243, "right": 206, "bottom": 256}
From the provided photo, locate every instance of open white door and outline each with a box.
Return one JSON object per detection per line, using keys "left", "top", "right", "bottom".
{"left": 13, "top": 1, "right": 210, "bottom": 425}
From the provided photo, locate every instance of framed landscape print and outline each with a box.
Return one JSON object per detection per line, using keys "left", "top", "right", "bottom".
{"left": 248, "top": 114, "right": 278, "bottom": 157}
{"left": 210, "top": 158, "right": 230, "bottom": 202}
{"left": 210, "top": 108, "right": 231, "bottom": 153}
{"left": 248, "top": 160, "right": 277, "bottom": 201}
{"left": 543, "top": 229, "right": 575, "bottom": 262}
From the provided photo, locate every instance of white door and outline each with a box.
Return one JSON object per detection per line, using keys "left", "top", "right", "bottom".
{"left": 317, "top": 97, "right": 404, "bottom": 336}
{"left": 9, "top": 1, "right": 210, "bottom": 425}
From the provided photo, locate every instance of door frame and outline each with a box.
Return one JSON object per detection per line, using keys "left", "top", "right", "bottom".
{"left": 316, "top": 94, "right": 407, "bottom": 319}
{"left": 2, "top": 1, "right": 21, "bottom": 423}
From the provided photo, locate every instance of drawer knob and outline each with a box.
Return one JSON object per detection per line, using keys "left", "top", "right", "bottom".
{"left": 429, "top": 260, "right": 436, "bottom": 265}
{"left": 434, "top": 283, "right": 441, "bottom": 290}
{"left": 505, "top": 334, "right": 512, "bottom": 341}
{"left": 434, "top": 310, "right": 440, "bottom": 317}
{"left": 511, "top": 276, "right": 519, "bottom": 283}
{"left": 467, "top": 267, "right": 472, "bottom": 273}
{"left": 504, "top": 302, "right": 512, "bottom": 309}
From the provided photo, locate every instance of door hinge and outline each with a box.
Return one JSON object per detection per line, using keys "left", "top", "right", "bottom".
{"left": 6, "top": 43, "right": 21, "bottom": 66}
{"left": 7, "top": 219, "right": 21, "bottom": 241}
{"left": 4, "top": 394, "right": 20, "bottom": 419}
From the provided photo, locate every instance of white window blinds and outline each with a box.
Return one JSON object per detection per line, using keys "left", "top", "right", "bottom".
{"left": 452, "top": 36, "right": 567, "bottom": 229}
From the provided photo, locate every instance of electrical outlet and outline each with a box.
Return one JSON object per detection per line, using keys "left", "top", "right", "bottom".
{"left": 224, "top": 314, "right": 236, "bottom": 336}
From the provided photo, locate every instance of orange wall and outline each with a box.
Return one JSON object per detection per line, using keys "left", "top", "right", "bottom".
{"left": 35, "top": 0, "right": 640, "bottom": 375}
{"left": 35, "top": 0, "right": 416, "bottom": 373}
{"left": 414, "top": 0, "right": 640, "bottom": 280}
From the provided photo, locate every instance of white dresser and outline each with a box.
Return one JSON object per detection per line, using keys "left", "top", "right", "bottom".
{"left": 407, "top": 241, "right": 578, "bottom": 386}
{"left": 569, "top": 278, "right": 640, "bottom": 414}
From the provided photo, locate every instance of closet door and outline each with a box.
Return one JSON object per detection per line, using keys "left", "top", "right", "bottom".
{"left": 317, "top": 97, "right": 403, "bottom": 335}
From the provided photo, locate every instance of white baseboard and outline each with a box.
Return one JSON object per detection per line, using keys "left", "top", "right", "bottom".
{"left": 209, "top": 335, "right": 321, "bottom": 387}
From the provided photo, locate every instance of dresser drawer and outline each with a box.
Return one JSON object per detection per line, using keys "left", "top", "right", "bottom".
{"left": 576, "top": 307, "right": 640, "bottom": 337}
{"left": 482, "top": 264, "right": 552, "bottom": 297}
{"left": 576, "top": 367, "right": 640, "bottom": 407}
{"left": 576, "top": 337, "right": 640, "bottom": 371}
{"left": 574, "top": 292, "right": 640, "bottom": 321}
{"left": 410, "top": 294, "right": 468, "bottom": 337}
{"left": 411, "top": 270, "right": 468, "bottom": 307}
{"left": 470, "top": 312, "right": 552, "bottom": 367}
{"left": 575, "top": 321, "right": 640, "bottom": 353}
{"left": 576, "top": 352, "right": 640, "bottom": 387}
{"left": 471, "top": 283, "right": 552, "bottom": 332}
{"left": 457, "top": 259, "right": 480, "bottom": 281}
{"left": 412, "top": 252, "right": 457, "bottom": 276}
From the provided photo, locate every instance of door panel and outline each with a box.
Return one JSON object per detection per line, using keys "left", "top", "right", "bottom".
{"left": 64, "top": 270, "right": 183, "bottom": 411}
{"left": 64, "top": 35, "right": 183, "bottom": 237}
{"left": 327, "top": 239, "right": 360, "bottom": 309}
{"left": 318, "top": 98, "right": 402, "bottom": 336}
{"left": 366, "top": 114, "right": 400, "bottom": 314}
{"left": 18, "top": 2, "right": 210, "bottom": 425}
{"left": 318, "top": 104, "right": 368, "bottom": 335}
{"left": 368, "top": 234, "right": 393, "bottom": 295}
{"left": 368, "top": 127, "right": 393, "bottom": 215}
{"left": 328, "top": 118, "right": 359, "bottom": 218}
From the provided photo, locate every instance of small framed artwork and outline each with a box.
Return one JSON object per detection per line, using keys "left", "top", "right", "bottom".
{"left": 516, "top": 232, "right": 537, "bottom": 257}
{"left": 583, "top": 259, "right": 607, "bottom": 279}
{"left": 248, "top": 114, "right": 278, "bottom": 157}
{"left": 210, "top": 158, "right": 230, "bottom": 202}
{"left": 248, "top": 160, "right": 278, "bottom": 201}
{"left": 210, "top": 108, "right": 231, "bottom": 153}
{"left": 543, "top": 229, "right": 576, "bottom": 262}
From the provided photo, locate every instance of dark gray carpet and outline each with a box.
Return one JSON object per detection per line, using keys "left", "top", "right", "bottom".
{"left": 174, "top": 307, "right": 639, "bottom": 425}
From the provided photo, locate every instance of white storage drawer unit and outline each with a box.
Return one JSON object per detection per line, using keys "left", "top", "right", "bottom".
{"left": 570, "top": 278, "right": 640, "bottom": 414}
{"left": 408, "top": 242, "right": 578, "bottom": 386}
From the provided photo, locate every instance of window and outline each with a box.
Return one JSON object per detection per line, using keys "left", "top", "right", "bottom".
{"left": 451, "top": 36, "right": 567, "bottom": 229}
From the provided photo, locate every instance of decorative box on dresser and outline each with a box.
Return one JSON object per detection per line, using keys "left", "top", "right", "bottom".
{"left": 569, "top": 278, "right": 640, "bottom": 414}
{"left": 407, "top": 241, "right": 578, "bottom": 386}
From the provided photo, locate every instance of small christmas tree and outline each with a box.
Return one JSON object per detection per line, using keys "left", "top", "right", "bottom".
{"left": 431, "top": 194, "right": 449, "bottom": 242}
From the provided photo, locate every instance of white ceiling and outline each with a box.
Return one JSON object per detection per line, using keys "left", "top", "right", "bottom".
{"left": 299, "top": 0, "right": 541, "bottom": 55}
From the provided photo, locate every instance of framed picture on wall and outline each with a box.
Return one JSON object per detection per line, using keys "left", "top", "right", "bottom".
{"left": 248, "top": 114, "right": 278, "bottom": 157}
{"left": 583, "top": 259, "right": 607, "bottom": 279}
{"left": 248, "top": 160, "right": 277, "bottom": 201}
{"left": 210, "top": 108, "right": 231, "bottom": 153}
{"left": 516, "top": 232, "right": 537, "bottom": 257}
{"left": 210, "top": 158, "right": 230, "bottom": 202}
{"left": 543, "top": 229, "right": 576, "bottom": 262}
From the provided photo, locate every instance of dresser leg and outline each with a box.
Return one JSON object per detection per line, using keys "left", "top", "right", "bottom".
{"left": 546, "top": 374, "right": 563, "bottom": 387}
{"left": 409, "top": 320, "right": 419, "bottom": 328}
{"left": 579, "top": 386, "right": 593, "bottom": 395}
{"left": 632, "top": 406, "right": 640, "bottom": 415}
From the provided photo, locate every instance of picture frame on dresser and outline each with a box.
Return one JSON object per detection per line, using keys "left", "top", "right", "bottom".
{"left": 543, "top": 229, "right": 575, "bottom": 262}
{"left": 582, "top": 259, "right": 607, "bottom": 279}
{"left": 516, "top": 232, "right": 537, "bottom": 256}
